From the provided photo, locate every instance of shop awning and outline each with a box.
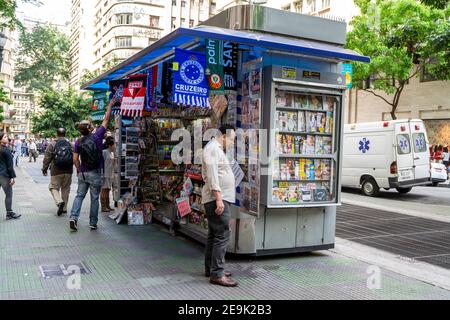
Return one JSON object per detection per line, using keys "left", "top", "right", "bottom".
{"left": 82, "top": 25, "right": 370, "bottom": 91}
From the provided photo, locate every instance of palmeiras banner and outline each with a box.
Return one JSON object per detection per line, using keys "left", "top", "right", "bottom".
{"left": 172, "top": 48, "right": 209, "bottom": 108}
{"left": 109, "top": 79, "right": 126, "bottom": 115}
{"left": 121, "top": 74, "right": 147, "bottom": 117}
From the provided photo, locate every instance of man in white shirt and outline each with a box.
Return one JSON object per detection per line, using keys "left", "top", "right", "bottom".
{"left": 29, "top": 139, "right": 38, "bottom": 162}
{"left": 202, "top": 124, "right": 238, "bottom": 287}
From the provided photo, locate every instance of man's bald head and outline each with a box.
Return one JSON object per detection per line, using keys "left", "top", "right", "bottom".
{"left": 57, "top": 128, "right": 66, "bottom": 137}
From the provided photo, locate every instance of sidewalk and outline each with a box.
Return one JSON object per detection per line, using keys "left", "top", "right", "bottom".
{"left": 1, "top": 159, "right": 450, "bottom": 300}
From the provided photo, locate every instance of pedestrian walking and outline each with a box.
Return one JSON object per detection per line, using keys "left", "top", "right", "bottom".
{"left": 21, "top": 139, "right": 27, "bottom": 157}
{"left": 101, "top": 137, "right": 115, "bottom": 213}
{"left": 202, "top": 124, "right": 238, "bottom": 287}
{"left": 69, "top": 98, "right": 115, "bottom": 232}
{"left": 28, "top": 139, "right": 38, "bottom": 162}
{"left": 42, "top": 128, "right": 74, "bottom": 216}
{"left": 0, "top": 132, "right": 21, "bottom": 220}
{"left": 13, "top": 137, "right": 22, "bottom": 167}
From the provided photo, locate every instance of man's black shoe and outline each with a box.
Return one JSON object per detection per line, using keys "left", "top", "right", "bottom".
{"left": 69, "top": 219, "right": 78, "bottom": 232}
{"left": 6, "top": 212, "right": 21, "bottom": 220}
{"left": 57, "top": 202, "right": 65, "bottom": 216}
{"left": 90, "top": 225, "right": 98, "bottom": 230}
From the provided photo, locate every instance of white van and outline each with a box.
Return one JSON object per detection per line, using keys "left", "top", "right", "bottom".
{"left": 342, "top": 120, "right": 431, "bottom": 196}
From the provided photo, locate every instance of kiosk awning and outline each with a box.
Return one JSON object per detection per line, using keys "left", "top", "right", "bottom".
{"left": 82, "top": 25, "right": 370, "bottom": 91}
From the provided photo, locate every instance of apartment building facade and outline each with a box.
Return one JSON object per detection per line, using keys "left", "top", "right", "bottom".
{"left": 70, "top": 0, "right": 213, "bottom": 89}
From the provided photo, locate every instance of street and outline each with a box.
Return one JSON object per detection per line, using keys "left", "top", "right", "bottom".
{"left": 0, "top": 158, "right": 450, "bottom": 300}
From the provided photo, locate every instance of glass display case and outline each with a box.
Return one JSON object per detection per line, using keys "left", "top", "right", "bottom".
{"left": 262, "top": 67, "right": 344, "bottom": 208}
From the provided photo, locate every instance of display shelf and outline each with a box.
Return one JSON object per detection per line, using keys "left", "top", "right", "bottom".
{"left": 191, "top": 206, "right": 206, "bottom": 214}
{"left": 276, "top": 106, "right": 332, "bottom": 113}
{"left": 176, "top": 223, "right": 207, "bottom": 244}
{"left": 273, "top": 179, "right": 330, "bottom": 183}
{"left": 276, "top": 131, "right": 332, "bottom": 136}
{"left": 158, "top": 140, "right": 182, "bottom": 145}
{"left": 276, "top": 154, "right": 334, "bottom": 159}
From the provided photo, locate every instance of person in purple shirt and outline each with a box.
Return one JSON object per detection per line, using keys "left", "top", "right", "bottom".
{"left": 69, "top": 98, "right": 116, "bottom": 232}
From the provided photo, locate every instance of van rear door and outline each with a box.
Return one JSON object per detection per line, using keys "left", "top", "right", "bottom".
{"left": 395, "top": 123, "right": 414, "bottom": 182}
{"left": 410, "top": 121, "right": 431, "bottom": 182}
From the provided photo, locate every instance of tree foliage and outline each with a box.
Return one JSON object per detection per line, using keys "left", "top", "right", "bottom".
{"left": 0, "top": 80, "right": 12, "bottom": 123}
{"left": 14, "top": 25, "right": 70, "bottom": 91}
{"left": 0, "top": 0, "right": 42, "bottom": 30}
{"left": 348, "top": 0, "right": 449, "bottom": 119}
{"left": 420, "top": 0, "right": 449, "bottom": 9}
{"left": 31, "top": 89, "right": 91, "bottom": 138}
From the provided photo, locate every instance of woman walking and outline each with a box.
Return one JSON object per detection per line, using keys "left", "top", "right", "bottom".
{"left": 0, "top": 133, "right": 21, "bottom": 220}
{"left": 101, "top": 137, "right": 115, "bottom": 212}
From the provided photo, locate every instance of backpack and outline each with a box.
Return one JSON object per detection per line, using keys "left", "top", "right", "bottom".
{"left": 54, "top": 140, "right": 73, "bottom": 169}
{"left": 78, "top": 134, "right": 101, "bottom": 170}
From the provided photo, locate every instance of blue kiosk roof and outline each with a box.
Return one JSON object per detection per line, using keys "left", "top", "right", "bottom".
{"left": 82, "top": 25, "right": 370, "bottom": 91}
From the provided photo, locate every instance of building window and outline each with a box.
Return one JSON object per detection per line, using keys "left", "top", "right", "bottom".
{"left": 115, "top": 36, "right": 132, "bottom": 48}
{"left": 150, "top": 15, "right": 160, "bottom": 28}
{"left": 190, "top": 0, "right": 194, "bottom": 7}
{"left": 181, "top": 1, "right": 186, "bottom": 7}
{"left": 189, "top": 19, "right": 194, "bottom": 28}
{"left": 172, "top": 17, "right": 177, "bottom": 29}
{"left": 307, "top": 0, "right": 316, "bottom": 12}
{"left": 181, "top": 18, "right": 186, "bottom": 27}
{"left": 172, "top": 0, "right": 177, "bottom": 5}
{"left": 116, "top": 13, "right": 132, "bottom": 25}
{"left": 321, "top": 0, "right": 330, "bottom": 9}
{"left": 282, "top": 5, "right": 290, "bottom": 11}
{"left": 294, "top": 1, "right": 303, "bottom": 13}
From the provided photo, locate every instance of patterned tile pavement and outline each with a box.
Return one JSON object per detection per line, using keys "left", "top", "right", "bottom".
{"left": 1, "top": 159, "right": 450, "bottom": 300}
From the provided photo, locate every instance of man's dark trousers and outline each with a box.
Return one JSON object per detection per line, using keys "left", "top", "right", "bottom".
{"left": 204, "top": 201, "right": 231, "bottom": 278}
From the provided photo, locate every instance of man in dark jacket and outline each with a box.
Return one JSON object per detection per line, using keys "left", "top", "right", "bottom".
{"left": 42, "top": 128, "right": 73, "bottom": 216}
{"left": 0, "top": 132, "right": 21, "bottom": 219}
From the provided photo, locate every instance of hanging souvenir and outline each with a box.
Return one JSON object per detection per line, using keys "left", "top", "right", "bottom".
{"left": 121, "top": 74, "right": 148, "bottom": 118}
{"left": 206, "top": 39, "right": 225, "bottom": 94}
{"left": 109, "top": 79, "right": 126, "bottom": 115}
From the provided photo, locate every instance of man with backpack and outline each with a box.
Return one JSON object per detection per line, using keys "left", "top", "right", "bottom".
{"left": 42, "top": 128, "right": 74, "bottom": 216}
{"left": 69, "top": 98, "right": 115, "bottom": 232}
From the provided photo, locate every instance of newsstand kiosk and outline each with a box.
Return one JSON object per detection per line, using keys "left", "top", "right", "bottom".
{"left": 82, "top": 5, "right": 370, "bottom": 256}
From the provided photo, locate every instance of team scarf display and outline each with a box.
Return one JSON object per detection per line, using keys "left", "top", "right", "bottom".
{"left": 172, "top": 48, "right": 209, "bottom": 108}
{"left": 109, "top": 79, "right": 126, "bottom": 115}
{"left": 145, "top": 65, "right": 159, "bottom": 111}
{"left": 121, "top": 74, "right": 148, "bottom": 117}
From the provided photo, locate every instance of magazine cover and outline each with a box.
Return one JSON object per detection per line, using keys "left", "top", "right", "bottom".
{"left": 326, "top": 111, "right": 334, "bottom": 133}
{"left": 323, "top": 136, "right": 333, "bottom": 154}
{"left": 322, "top": 160, "right": 331, "bottom": 180}
{"left": 299, "top": 159, "right": 307, "bottom": 180}
{"left": 306, "top": 135, "right": 316, "bottom": 154}
{"left": 316, "top": 112, "right": 326, "bottom": 133}
{"left": 310, "top": 95, "right": 323, "bottom": 110}
{"left": 242, "top": 73, "right": 250, "bottom": 97}
{"left": 288, "top": 186, "right": 300, "bottom": 203}
{"left": 315, "top": 159, "right": 322, "bottom": 180}
{"left": 276, "top": 111, "right": 288, "bottom": 131}
{"left": 324, "top": 96, "right": 337, "bottom": 112}
{"left": 250, "top": 99, "right": 261, "bottom": 125}
{"left": 287, "top": 111, "right": 298, "bottom": 132}
{"left": 250, "top": 68, "right": 261, "bottom": 97}
{"left": 275, "top": 91, "right": 288, "bottom": 107}
{"left": 294, "top": 94, "right": 309, "bottom": 109}
{"left": 298, "top": 111, "right": 306, "bottom": 132}
{"left": 249, "top": 186, "right": 259, "bottom": 214}
{"left": 315, "top": 136, "right": 324, "bottom": 155}
{"left": 273, "top": 158, "right": 280, "bottom": 180}
{"left": 306, "top": 112, "right": 317, "bottom": 132}
{"left": 276, "top": 134, "right": 283, "bottom": 154}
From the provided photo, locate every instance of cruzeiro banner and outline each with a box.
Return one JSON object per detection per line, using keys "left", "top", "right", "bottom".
{"left": 172, "top": 48, "right": 209, "bottom": 108}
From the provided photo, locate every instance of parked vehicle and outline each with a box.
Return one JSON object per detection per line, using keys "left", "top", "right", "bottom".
{"left": 430, "top": 162, "right": 448, "bottom": 186}
{"left": 342, "top": 120, "right": 431, "bottom": 196}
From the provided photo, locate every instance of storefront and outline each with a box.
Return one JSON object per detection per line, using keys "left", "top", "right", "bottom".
{"left": 82, "top": 5, "right": 370, "bottom": 256}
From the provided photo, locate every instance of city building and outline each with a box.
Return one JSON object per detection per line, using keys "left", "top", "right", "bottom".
{"left": 0, "top": 27, "right": 20, "bottom": 134}
{"left": 70, "top": 0, "right": 214, "bottom": 89}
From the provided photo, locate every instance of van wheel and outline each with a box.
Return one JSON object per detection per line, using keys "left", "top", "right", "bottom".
{"left": 362, "top": 178, "right": 380, "bottom": 197}
{"left": 432, "top": 182, "right": 439, "bottom": 187}
{"left": 396, "top": 187, "right": 412, "bottom": 194}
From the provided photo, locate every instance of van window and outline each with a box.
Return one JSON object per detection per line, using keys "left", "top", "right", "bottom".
{"left": 413, "top": 133, "right": 427, "bottom": 153}
{"left": 397, "top": 134, "right": 411, "bottom": 155}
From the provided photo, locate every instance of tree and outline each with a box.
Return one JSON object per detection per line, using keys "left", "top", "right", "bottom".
{"left": 347, "top": 0, "right": 450, "bottom": 120}
{"left": 14, "top": 25, "right": 70, "bottom": 91}
{"left": 80, "top": 56, "right": 122, "bottom": 88}
{"left": 421, "top": 0, "right": 449, "bottom": 9}
{"left": 0, "top": 0, "right": 42, "bottom": 30}
{"left": 31, "top": 88, "right": 91, "bottom": 138}
{"left": 0, "top": 80, "right": 12, "bottom": 123}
